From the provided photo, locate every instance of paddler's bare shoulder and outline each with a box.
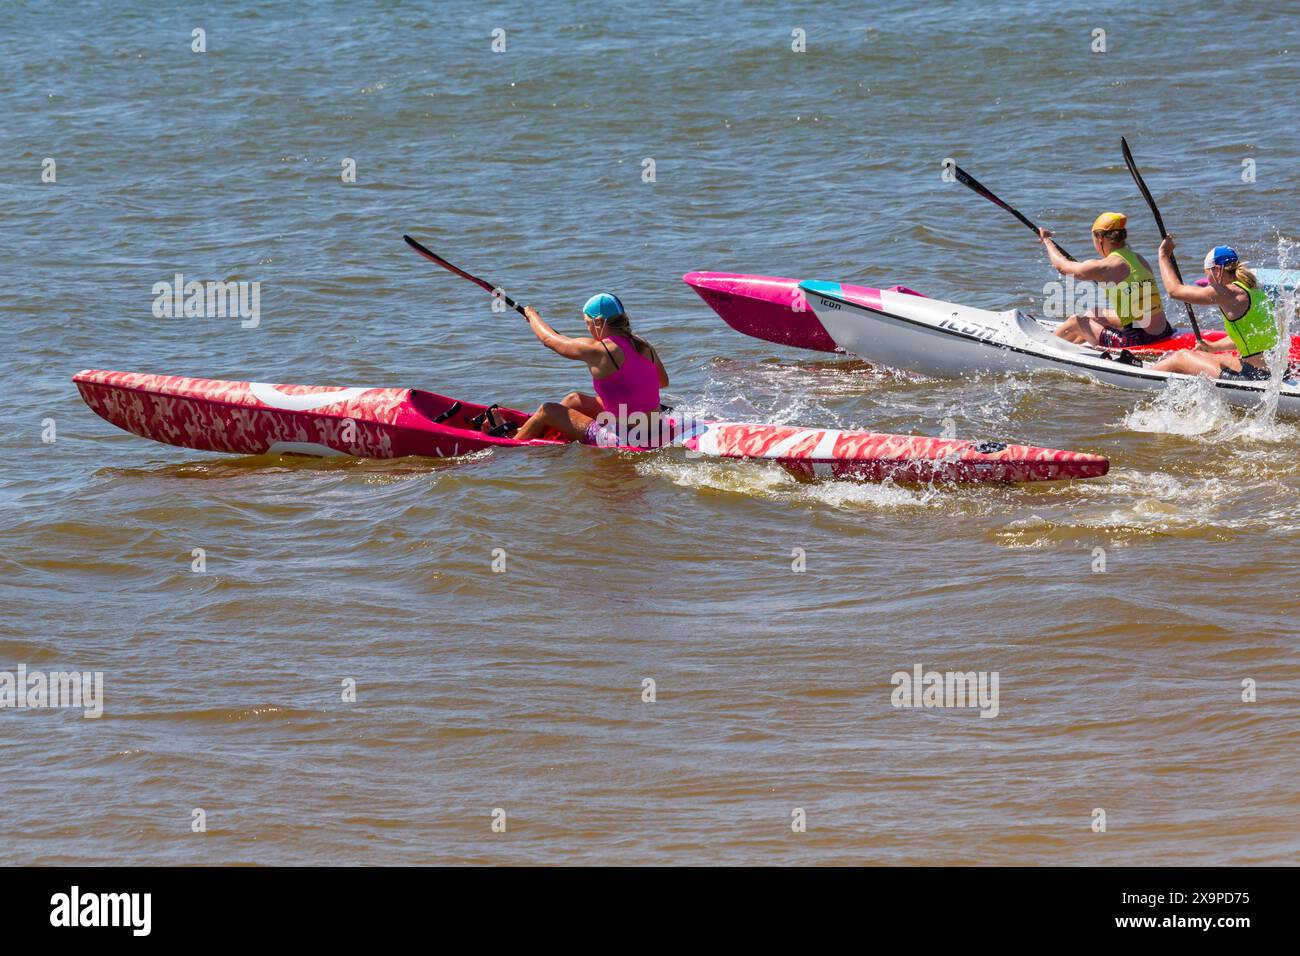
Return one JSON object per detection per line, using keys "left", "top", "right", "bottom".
{"left": 568, "top": 335, "right": 613, "bottom": 357}
{"left": 1077, "top": 253, "right": 1131, "bottom": 283}
{"left": 568, "top": 335, "right": 620, "bottom": 373}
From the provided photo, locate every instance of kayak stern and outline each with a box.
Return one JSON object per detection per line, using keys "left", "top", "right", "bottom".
{"left": 683, "top": 271, "right": 840, "bottom": 352}
{"left": 684, "top": 271, "right": 930, "bottom": 354}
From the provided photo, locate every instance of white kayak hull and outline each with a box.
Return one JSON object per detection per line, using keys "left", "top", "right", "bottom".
{"left": 800, "top": 280, "right": 1300, "bottom": 415}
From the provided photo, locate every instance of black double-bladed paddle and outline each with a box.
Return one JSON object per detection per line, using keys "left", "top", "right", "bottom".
{"left": 953, "top": 164, "right": 1077, "bottom": 261}
{"left": 402, "top": 234, "right": 528, "bottom": 317}
{"left": 1120, "top": 137, "right": 1203, "bottom": 342}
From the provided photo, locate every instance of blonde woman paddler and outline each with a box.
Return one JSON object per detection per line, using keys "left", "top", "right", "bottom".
{"left": 511, "top": 292, "right": 669, "bottom": 446}
{"left": 1150, "top": 240, "right": 1280, "bottom": 381}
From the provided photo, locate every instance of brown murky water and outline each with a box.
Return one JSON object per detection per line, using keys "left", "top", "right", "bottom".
{"left": 2, "top": 1, "right": 1297, "bottom": 864}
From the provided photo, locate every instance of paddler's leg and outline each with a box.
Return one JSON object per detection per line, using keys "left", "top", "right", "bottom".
{"left": 560, "top": 391, "right": 604, "bottom": 418}
{"left": 1054, "top": 315, "right": 1085, "bottom": 342}
{"left": 1074, "top": 315, "right": 1107, "bottom": 347}
{"left": 1055, "top": 311, "right": 1112, "bottom": 343}
{"left": 513, "top": 402, "right": 594, "bottom": 441}
{"left": 1074, "top": 310, "right": 1125, "bottom": 348}
{"left": 1151, "top": 350, "right": 1227, "bottom": 377}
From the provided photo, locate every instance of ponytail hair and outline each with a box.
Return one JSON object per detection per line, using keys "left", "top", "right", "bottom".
{"left": 1224, "top": 262, "right": 1257, "bottom": 288}
{"left": 599, "top": 311, "right": 655, "bottom": 360}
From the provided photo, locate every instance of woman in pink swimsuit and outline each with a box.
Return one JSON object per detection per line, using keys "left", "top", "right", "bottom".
{"left": 511, "top": 292, "right": 670, "bottom": 447}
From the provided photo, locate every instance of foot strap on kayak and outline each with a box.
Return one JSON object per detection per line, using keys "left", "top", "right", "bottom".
{"left": 469, "top": 403, "right": 502, "bottom": 431}
{"left": 1099, "top": 349, "right": 1141, "bottom": 367}
{"left": 469, "top": 403, "right": 518, "bottom": 437}
{"left": 432, "top": 401, "right": 463, "bottom": 424}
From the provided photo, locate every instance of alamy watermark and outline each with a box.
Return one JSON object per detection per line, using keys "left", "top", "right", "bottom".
{"left": 1041, "top": 275, "right": 1159, "bottom": 324}
{"left": 0, "top": 664, "right": 103, "bottom": 718}
{"left": 50, "top": 886, "right": 150, "bottom": 936}
{"left": 891, "top": 663, "right": 1000, "bottom": 718}
{"left": 152, "top": 273, "right": 260, "bottom": 328}
{"left": 587, "top": 407, "right": 707, "bottom": 453}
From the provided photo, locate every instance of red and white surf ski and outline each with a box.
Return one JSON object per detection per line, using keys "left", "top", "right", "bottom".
{"left": 73, "top": 370, "right": 1109, "bottom": 483}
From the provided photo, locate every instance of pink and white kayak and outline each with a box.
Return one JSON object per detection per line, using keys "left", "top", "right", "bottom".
{"left": 73, "top": 370, "right": 1109, "bottom": 483}
{"left": 683, "top": 270, "right": 929, "bottom": 353}
{"left": 684, "top": 270, "right": 1300, "bottom": 363}
{"left": 684, "top": 271, "right": 843, "bottom": 352}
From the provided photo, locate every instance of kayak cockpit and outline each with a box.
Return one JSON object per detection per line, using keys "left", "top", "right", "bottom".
{"left": 407, "top": 389, "right": 528, "bottom": 431}
{"left": 406, "top": 389, "right": 569, "bottom": 444}
{"left": 1013, "top": 310, "right": 1099, "bottom": 356}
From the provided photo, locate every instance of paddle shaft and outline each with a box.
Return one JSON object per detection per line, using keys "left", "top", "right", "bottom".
{"left": 1120, "top": 137, "right": 1203, "bottom": 341}
{"left": 953, "top": 164, "right": 1077, "bottom": 262}
{"left": 402, "top": 234, "right": 528, "bottom": 317}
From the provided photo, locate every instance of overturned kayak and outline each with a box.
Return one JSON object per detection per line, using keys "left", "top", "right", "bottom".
{"left": 72, "top": 370, "right": 1109, "bottom": 483}
{"left": 798, "top": 281, "right": 1300, "bottom": 415}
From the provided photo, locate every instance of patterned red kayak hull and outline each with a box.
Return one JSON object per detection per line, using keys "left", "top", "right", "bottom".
{"left": 73, "top": 370, "right": 1108, "bottom": 483}
{"left": 690, "top": 421, "right": 1109, "bottom": 482}
{"left": 72, "top": 369, "right": 554, "bottom": 459}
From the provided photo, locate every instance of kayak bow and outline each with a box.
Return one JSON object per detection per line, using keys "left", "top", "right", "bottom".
{"left": 73, "top": 370, "right": 1109, "bottom": 483}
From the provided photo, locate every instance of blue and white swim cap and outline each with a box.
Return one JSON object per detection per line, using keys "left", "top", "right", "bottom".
{"left": 1204, "top": 246, "right": 1239, "bottom": 270}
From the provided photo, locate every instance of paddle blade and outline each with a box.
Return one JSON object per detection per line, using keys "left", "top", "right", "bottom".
{"left": 1121, "top": 137, "right": 1169, "bottom": 238}
{"left": 1120, "top": 137, "right": 1201, "bottom": 340}
{"left": 953, "top": 164, "right": 1075, "bottom": 261}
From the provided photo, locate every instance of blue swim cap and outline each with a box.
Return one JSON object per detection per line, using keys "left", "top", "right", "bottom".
{"left": 582, "top": 292, "right": 625, "bottom": 320}
{"left": 1204, "top": 245, "right": 1240, "bottom": 269}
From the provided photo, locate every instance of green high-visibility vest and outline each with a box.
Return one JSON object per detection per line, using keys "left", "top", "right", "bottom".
{"left": 1106, "top": 247, "right": 1164, "bottom": 327}
{"left": 1220, "top": 281, "right": 1278, "bottom": 359}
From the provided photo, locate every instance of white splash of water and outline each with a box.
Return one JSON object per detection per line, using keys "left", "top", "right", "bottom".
{"left": 1125, "top": 239, "right": 1300, "bottom": 441}
{"left": 637, "top": 457, "right": 943, "bottom": 510}
{"left": 1122, "top": 375, "right": 1236, "bottom": 436}
{"left": 1226, "top": 236, "right": 1300, "bottom": 439}
{"left": 997, "top": 470, "right": 1237, "bottom": 546}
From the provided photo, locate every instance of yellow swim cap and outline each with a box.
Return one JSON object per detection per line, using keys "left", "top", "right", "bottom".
{"left": 1092, "top": 212, "right": 1127, "bottom": 232}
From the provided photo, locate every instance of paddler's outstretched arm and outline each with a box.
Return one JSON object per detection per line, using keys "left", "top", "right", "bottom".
{"left": 1156, "top": 237, "right": 1214, "bottom": 304}
{"left": 1037, "top": 229, "right": 1128, "bottom": 282}
{"left": 1156, "top": 239, "right": 1237, "bottom": 353}
{"left": 523, "top": 306, "right": 605, "bottom": 363}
